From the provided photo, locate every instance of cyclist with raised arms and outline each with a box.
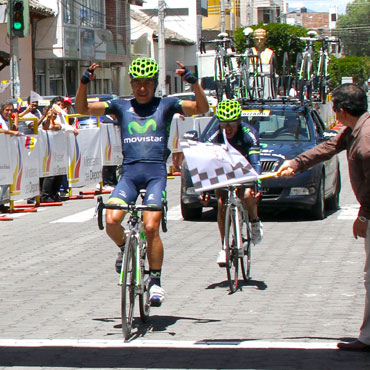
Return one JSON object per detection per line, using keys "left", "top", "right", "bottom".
{"left": 201, "top": 99, "right": 263, "bottom": 266}
{"left": 75, "top": 58, "right": 209, "bottom": 306}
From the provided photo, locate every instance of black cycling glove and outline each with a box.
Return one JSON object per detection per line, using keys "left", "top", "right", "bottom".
{"left": 181, "top": 67, "right": 197, "bottom": 84}
{"left": 81, "top": 68, "right": 94, "bottom": 84}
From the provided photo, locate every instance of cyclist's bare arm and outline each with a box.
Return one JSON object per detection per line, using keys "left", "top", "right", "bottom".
{"left": 75, "top": 63, "right": 106, "bottom": 117}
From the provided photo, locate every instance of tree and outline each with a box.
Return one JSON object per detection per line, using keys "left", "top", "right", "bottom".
{"left": 335, "top": 0, "right": 370, "bottom": 57}
{"left": 234, "top": 24, "right": 308, "bottom": 74}
{"left": 329, "top": 56, "right": 370, "bottom": 88}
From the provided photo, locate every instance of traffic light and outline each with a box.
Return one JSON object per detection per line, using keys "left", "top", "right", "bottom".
{"left": 7, "top": 0, "right": 30, "bottom": 38}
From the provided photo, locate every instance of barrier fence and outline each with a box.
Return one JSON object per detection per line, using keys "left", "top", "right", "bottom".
{"left": 0, "top": 114, "right": 213, "bottom": 217}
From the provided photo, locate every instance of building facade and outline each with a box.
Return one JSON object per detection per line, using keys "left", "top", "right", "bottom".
{"left": 0, "top": 0, "right": 143, "bottom": 100}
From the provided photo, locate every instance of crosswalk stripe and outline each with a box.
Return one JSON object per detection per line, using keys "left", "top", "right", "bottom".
{"left": 51, "top": 208, "right": 96, "bottom": 223}
{"left": 167, "top": 204, "right": 182, "bottom": 220}
{"left": 52, "top": 205, "right": 183, "bottom": 223}
{"left": 337, "top": 204, "right": 359, "bottom": 220}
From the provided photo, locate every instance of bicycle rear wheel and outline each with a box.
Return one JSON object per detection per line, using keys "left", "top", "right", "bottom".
{"left": 121, "top": 234, "right": 136, "bottom": 339}
{"left": 240, "top": 214, "right": 252, "bottom": 281}
{"left": 214, "top": 56, "right": 225, "bottom": 102}
{"left": 224, "top": 205, "right": 239, "bottom": 293}
{"left": 269, "top": 54, "right": 278, "bottom": 99}
{"left": 280, "top": 52, "right": 291, "bottom": 95}
{"left": 238, "top": 58, "right": 250, "bottom": 99}
{"left": 139, "top": 239, "right": 150, "bottom": 322}
{"left": 295, "top": 52, "right": 304, "bottom": 100}
{"left": 318, "top": 55, "right": 328, "bottom": 104}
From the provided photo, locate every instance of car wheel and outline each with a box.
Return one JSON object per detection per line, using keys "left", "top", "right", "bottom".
{"left": 181, "top": 200, "right": 202, "bottom": 220}
{"left": 311, "top": 176, "right": 325, "bottom": 220}
{"left": 326, "top": 166, "right": 341, "bottom": 211}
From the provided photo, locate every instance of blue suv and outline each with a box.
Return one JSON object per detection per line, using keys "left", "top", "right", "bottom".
{"left": 180, "top": 99, "right": 341, "bottom": 220}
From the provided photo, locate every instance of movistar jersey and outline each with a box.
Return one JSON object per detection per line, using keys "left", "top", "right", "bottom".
{"left": 104, "top": 97, "right": 184, "bottom": 164}
{"left": 203, "top": 120, "right": 261, "bottom": 175}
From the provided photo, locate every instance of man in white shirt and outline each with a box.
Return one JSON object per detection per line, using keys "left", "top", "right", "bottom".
{"left": 0, "top": 101, "right": 21, "bottom": 210}
{"left": 18, "top": 96, "right": 42, "bottom": 134}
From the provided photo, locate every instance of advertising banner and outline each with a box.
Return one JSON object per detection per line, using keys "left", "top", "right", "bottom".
{"left": 68, "top": 128, "right": 102, "bottom": 187}
{"left": 10, "top": 136, "right": 40, "bottom": 201}
{"left": 38, "top": 130, "right": 69, "bottom": 177}
{"left": 0, "top": 134, "right": 13, "bottom": 185}
{"left": 100, "top": 124, "right": 123, "bottom": 166}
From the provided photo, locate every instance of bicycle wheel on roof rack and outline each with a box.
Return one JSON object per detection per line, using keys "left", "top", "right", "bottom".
{"left": 302, "top": 54, "right": 314, "bottom": 101}
{"left": 248, "top": 55, "right": 262, "bottom": 100}
{"left": 295, "top": 52, "right": 304, "bottom": 100}
{"left": 254, "top": 55, "right": 264, "bottom": 99}
{"left": 280, "top": 52, "right": 291, "bottom": 96}
{"left": 269, "top": 54, "right": 278, "bottom": 99}
{"left": 238, "top": 57, "right": 250, "bottom": 99}
{"left": 214, "top": 56, "right": 226, "bottom": 102}
{"left": 318, "top": 55, "right": 328, "bottom": 104}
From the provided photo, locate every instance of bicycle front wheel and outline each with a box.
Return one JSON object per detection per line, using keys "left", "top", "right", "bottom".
{"left": 139, "top": 239, "right": 150, "bottom": 322}
{"left": 224, "top": 205, "right": 239, "bottom": 293}
{"left": 240, "top": 214, "right": 252, "bottom": 281}
{"left": 121, "top": 234, "right": 137, "bottom": 339}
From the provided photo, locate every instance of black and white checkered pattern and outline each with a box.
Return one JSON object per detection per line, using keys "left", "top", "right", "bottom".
{"left": 180, "top": 139, "right": 258, "bottom": 192}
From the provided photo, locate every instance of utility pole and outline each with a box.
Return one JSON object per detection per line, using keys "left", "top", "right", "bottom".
{"left": 10, "top": 36, "right": 20, "bottom": 99}
{"left": 220, "top": 0, "right": 226, "bottom": 33}
{"left": 158, "top": 0, "right": 166, "bottom": 97}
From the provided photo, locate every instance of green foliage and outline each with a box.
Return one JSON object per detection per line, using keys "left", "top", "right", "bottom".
{"left": 328, "top": 56, "right": 370, "bottom": 88}
{"left": 234, "top": 23, "right": 308, "bottom": 73}
{"left": 335, "top": 0, "right": 370, "bottom": 56}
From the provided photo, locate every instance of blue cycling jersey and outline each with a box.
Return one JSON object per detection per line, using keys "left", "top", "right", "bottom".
{"left": 104, "top": 97, "right": 184, "bottom": 164}
{"left": 203, "top": 120, "right": 262, "bottom": 175}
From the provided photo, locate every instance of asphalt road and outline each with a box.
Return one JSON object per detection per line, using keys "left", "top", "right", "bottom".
{"left": 0, "top": 151, "right": 369, "bottom": 369}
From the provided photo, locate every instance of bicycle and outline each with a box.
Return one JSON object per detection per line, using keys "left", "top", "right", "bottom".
{"left": 199, "top": 33, "right": 239, "bottom": 102}
{"left": 293, "top": 35, "right": 317, "bottom": 101}
{"left": 95, "top": 191, "right": 167, "bottom": 339}
{"left": 315, "top": 37, "right": 341, "bottom": 104}
{"left": 222, "top": 182, "right": 256, "bottom": 293}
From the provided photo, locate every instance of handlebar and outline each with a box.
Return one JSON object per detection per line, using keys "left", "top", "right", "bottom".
{"left": 95, "top": 196, "right": 165, "bottom": 231}
{"left": 199, "top": 37, "right": 235, "bottom": 54}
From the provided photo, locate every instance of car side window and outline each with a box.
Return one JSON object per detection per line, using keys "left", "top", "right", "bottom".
{"left": 311, "top": 111, "right": 325, "bottom": 136}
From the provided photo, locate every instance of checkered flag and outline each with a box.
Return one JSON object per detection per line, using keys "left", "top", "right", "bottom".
{"left": 180, "top": 132, "right": 258, "bottom": 192}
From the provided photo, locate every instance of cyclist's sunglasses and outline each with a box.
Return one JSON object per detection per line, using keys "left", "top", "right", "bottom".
{"left": 220, "top": 120, "right": 239, "bottom": 128}
{"left": 131, "top": 78, "right": 157, "bottom": 87}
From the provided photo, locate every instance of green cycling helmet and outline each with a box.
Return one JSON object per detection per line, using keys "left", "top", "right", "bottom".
{"left": 216, "top": 99, "right": 242, "bottom": 121}
{"left": 129, "top": 57, "right": 159, "bottom": 79}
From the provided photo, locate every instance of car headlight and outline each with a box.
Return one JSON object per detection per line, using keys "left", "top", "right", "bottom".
{"left": 289, "top": 187, "right": 316, "bottom": 196}
{"left": 185, "top": 187, "right": 199, "bottom": 195}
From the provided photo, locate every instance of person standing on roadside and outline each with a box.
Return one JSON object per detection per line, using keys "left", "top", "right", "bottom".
{"left": 277, "top": 83, "right": 370, "bottom": 351}
{"left": 0, "top": 101, "right": 21, "bottom": 210}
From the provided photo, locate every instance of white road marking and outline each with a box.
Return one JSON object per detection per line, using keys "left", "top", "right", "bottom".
{"left": 337, "top": 204, "right": 359, "bottom": 220}
{"left": 167, "top": 204, "right": 182, "bottom": 220}
{"left": 51, "top": 208, "right": 96, "bottom": 223}
{"left": 0, "top": 338, "right": 339, "bottom": 350}
{"left": 52, "top": 205, "right": 183, "bottom": 223}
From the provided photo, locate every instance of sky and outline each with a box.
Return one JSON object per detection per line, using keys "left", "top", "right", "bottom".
{"left": 287, "top": 0, "right": 353, "bottom": 14}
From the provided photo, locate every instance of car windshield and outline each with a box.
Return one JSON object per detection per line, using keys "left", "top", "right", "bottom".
{"left": 242, "top": 109, "right": 311, "bottom": 142}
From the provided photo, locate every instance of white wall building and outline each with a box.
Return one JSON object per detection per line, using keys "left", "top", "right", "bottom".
{"left": 240, "top": 0, "right": 285, "bottom": 26}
